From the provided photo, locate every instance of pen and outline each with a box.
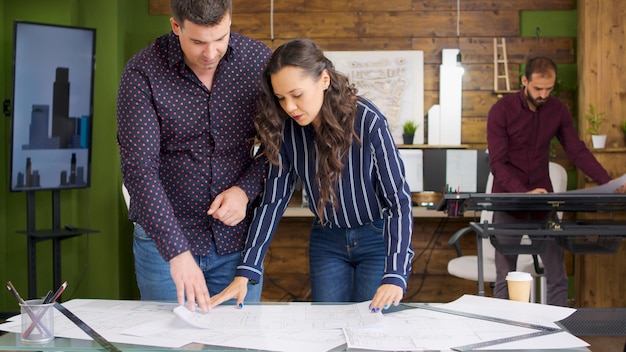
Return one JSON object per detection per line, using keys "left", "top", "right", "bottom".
{"left": 455, "top": 186, "right": 460, "bottom": 216}
{"left": 6, "top": 281, "right": 51, "bottom": 337}
{"left": 42, "top": 290, "right": 54, "bottom": 304}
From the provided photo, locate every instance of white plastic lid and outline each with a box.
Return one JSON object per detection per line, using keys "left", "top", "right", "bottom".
{"left": 505, "top": 271, "right": 533, "bottom": 281}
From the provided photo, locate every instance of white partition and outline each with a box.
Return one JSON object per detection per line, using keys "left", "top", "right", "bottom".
{"left": 398, "top": 149, "right": 423, "bottom": 192}
{"left": 431, "top": 49, "right": 463, "bottom": 146}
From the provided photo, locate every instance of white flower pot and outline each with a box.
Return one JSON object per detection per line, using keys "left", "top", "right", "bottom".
{"left": 591, "top": 134, "right": 607, "bottom": 149}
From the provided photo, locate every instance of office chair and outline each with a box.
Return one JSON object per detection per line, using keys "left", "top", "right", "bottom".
{"left": 122, "top": 183, "right": 131, "bottom": 210}
{"left": 447, "top": 162, "right": 568, "bottom": 304}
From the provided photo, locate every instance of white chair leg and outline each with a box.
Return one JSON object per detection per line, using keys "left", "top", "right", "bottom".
{"left": 530, "top": 278, "right": 536, "bottom": 303}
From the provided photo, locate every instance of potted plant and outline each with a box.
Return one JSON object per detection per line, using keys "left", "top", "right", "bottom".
{"left": 402, "top": 120, "right": 418, "bottom": 145}
{"left": 621, "top": 120, "right": 626, "bottom": 145}
{"left": 584, "top": 103, "right": 607, "bottom": 149}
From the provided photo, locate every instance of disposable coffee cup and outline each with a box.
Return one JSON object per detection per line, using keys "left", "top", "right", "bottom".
{"left": 506, "top": 271, "right": 533, "bottom": 302}
{"left": 19, "top": 299, "right": 54, "bottom": 343}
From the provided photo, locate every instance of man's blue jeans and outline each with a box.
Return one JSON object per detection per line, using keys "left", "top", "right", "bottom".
{"left": 133, "top": 224, "right": 262, "bottom": 303}
{"left": 309, "top": 219, "right": 386, "bottom": 302}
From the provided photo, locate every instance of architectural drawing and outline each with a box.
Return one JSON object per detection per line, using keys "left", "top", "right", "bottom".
{"left": 325, "top": 51, "right": 425, "bottom": 144}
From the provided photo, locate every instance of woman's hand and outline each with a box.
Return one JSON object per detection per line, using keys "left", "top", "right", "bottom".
{"left": 210, "top": 276, "right": 249, "bottom": 309}
{"left": 369, "top": 284, "right": 403, "bottom": 313}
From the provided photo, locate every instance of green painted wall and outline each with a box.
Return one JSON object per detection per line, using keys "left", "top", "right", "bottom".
{"left": 521, "top": 8, "right": 580, "bottom": 192}
{"left": 521, "top": 10, "right": 578, "bottom": 91}
{"left": 0, "top": 0, "right": 177, "bottom": 313}
{"left": 0, "top": 0, "right": 129, "bottom": 313}
{"left": 0, "top": 1, "right": 581, "bottom": 312}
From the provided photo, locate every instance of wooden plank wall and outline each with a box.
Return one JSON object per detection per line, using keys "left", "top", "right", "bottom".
{"left": 575, "top": 0, "right": 626, "bottom": 308}
{"left": 151, "top": 0, "right": 576, "bottom": 156}
{"left": 148, "top": 0, "right": 595, "bottom": 304}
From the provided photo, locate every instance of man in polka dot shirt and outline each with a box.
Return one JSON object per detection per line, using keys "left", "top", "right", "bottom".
{"left": 116, "top": 0, "right": 270, "bottom": 312}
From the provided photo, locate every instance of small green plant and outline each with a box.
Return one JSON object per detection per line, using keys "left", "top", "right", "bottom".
{"left": 403, "top": 120, "right": 418, "bottom": 135}
{"left": 621, "top": 120, "right": 626, "bottom": 134}
{"left": 584, "top": 103, "right": 606, "bottom": 135}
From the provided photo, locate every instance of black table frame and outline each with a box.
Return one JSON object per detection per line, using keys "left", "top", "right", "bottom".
{"left": 440, "top": 193, "right": 626, "bottom": 296}
{"left": 16, "top": 190, "right": 98, "bottom": 299}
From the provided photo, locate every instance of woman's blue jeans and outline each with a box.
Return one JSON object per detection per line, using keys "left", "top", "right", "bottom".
{"left": 309, "top": 219, "right": 386, "bottom": 302}
{"left": 133, "top": 224, "right": 262, "bottom": 303}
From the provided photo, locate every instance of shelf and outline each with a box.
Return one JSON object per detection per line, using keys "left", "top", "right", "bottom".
{"left": 588, "top": 147, "right": 626, "bottom": 153}
{"left": 17, "top": 228, "right": 98, "bottom": 239}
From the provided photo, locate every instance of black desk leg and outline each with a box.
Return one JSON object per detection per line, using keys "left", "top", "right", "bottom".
{"left": 27, "top": 236, "right": 37, "bottom": 299}
{"left": 477, "top": 232, "right": 485, "bottom": 296}
{"left": 53, "top": 238, "right": 62, "bottom": 301}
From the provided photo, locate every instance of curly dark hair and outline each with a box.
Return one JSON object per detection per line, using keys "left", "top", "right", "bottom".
{"left": 255, "top": 38, "right": 360, "bottom": 221}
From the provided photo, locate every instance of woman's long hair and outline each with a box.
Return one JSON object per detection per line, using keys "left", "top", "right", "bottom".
{"left": 255, "top": 38, "right": 359, "bottom": 221}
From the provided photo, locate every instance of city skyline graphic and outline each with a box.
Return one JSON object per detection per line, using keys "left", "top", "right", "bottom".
{"left": 13, "top": 67, "right": 90, "bottom": 190}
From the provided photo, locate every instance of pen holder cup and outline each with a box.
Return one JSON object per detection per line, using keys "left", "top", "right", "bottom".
{"left": 19, "top": 299, "right": 54, "bottom": 343}
{"left": 446, "top": 199, "right": 464, "bottom": 218}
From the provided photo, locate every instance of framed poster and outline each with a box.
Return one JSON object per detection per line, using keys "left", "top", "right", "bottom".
{"left": 324, "top": 51, "right": 424, "bottom": 144}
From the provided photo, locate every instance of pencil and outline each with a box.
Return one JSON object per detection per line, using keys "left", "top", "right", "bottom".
{"left": 47, "top": 281, "right": 68, "bottom": 304}
{"left": 6, "top": 281, "right": 51, "bottom": 337}
{"left": 24, "top": 281, "right": 67, "bottom": 337}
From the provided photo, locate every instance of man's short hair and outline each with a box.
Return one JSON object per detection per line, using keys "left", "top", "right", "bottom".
{"left": 525, "top": 56, "right": 558, "bottom": 81}
{"left": 170, "top": 0, "right": 232, "bottom": 27}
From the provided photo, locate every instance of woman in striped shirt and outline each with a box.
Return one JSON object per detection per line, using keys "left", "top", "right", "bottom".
{"left": 212, "top": 38, "right": 414, "bottom": 312}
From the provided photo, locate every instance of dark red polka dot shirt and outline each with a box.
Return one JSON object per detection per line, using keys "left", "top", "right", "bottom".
{"left": 117, "top": 31, "right": 271, "bottom": 261}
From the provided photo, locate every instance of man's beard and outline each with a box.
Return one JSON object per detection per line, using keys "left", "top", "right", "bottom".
{"left": 526, "top": 90, "right": 546, "bottom": 109}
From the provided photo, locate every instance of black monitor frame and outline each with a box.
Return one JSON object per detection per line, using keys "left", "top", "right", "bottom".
{"left": 9, "top": 21, "right": 96, "bottom": 192}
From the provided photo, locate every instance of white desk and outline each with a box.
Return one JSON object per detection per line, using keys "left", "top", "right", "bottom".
{"left": 0, "top": 296, "right": 595, "bottom": 351}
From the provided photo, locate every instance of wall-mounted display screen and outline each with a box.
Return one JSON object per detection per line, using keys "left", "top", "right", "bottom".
{"left": 10, "top": 21, "right": 96, "bottom": 192}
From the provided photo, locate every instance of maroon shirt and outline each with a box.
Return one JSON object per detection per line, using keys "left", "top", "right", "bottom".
{"left": 117, "top": 32, "right": 271, "bottom": 260}
{"left": 487, "top": 89, "right": 610, "bottom": 194}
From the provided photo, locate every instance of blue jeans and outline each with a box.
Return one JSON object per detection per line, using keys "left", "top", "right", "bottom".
{"left": 133, "top": 224, "right": 262, "bottom": 303}
{"left": 309, "top": 219, "right": 386, "bottom": 302}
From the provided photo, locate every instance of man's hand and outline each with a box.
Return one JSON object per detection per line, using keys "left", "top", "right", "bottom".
{"left": 170, "top": 251, "right": 211, "bottom": 312}
{"left": 613, "top": 181, "right": 626, "bottom": 194}
{"left": 527, "top": 188, "right": 548, "bottom": 194}
{"left": 207, "top": 186, "right": 249, "bottom": 226}
{"left": 368, "top": 284, "right": 403, "bottom": 313}
{"left": 210, "top": 276, "right": 249, "bottom": 309}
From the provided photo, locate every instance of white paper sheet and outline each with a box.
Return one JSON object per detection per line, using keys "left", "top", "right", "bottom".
{"left": 0, "top": 299, "right": 189, "bottom": 348}
{"left": 0, "top": 296, "right": 591, "bottom": 351}
{"left": 565, "top": 173, "right": 626, "bottom": 194}
{"left": 123, "top": 316, "right": 346, "bottom": 352}
{"left": 171, "top": 301, "right": 382, "bottom": 330}
{"left": 344, "top": 295, "right": 588, "bottom": 351}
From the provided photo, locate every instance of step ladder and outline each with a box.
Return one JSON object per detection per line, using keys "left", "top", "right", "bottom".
{"left": 493, "top": 38, "right": 516, "bottom": 96}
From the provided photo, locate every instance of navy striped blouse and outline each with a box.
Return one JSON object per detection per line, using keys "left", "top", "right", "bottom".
{"left": 237, "top": 98, "right": 415, "bottom": 290}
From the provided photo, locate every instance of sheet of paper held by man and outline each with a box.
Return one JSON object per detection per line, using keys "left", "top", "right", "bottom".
{"left": 565, "top": 173, "right": 626, "bottom": 194}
